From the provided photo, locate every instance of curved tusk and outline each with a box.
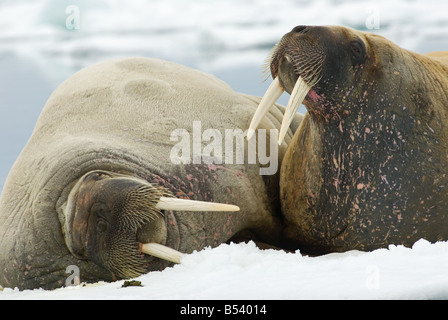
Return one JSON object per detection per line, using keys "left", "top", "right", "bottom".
{"left": 247, "top": 77, "right": 284, "bottom": 140}
{"left": 156, "top": 197, "right": 240, "bottom": 212}
{"left": 278, "top": 76, "right": 310, "bottom": 145}
{"left": 141, "top": 243, "right": 183, "bottom": 264}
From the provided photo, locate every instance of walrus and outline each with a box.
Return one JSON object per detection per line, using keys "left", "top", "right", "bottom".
{"left": 249, "top": 25, "right": 448, "bottom": 254}
{"left": 0, "top": 57, "right": 302, "bottom": 290}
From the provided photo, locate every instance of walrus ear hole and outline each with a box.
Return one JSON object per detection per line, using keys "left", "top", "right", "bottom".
{"left": 350, "top": 40, "right": 366, "bottom": 64}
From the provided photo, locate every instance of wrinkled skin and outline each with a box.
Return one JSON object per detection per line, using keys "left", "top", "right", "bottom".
{"left": 0, "top": 58, "right": 302, "bottom": 290}
{"left": 274, "top": 26, "right": 448, "bottom": 254}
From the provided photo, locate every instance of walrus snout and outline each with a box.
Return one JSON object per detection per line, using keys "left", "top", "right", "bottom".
{"left": 269, "top": 25, "right": 325, "bottom": 86}
{"left": 249, "top": 26, "right": 327, "bottom": 143}
{"left": 249, "top": 25, "right": 330, "bottom": 143}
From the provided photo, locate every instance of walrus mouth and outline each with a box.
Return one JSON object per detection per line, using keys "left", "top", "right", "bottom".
{"left": 133, "top": 190, "right": 240, "bottom": 264}
{"left": 140, "top": 196, "right": 239, "bottom": 264}
{"left": 248, "top": 27, "right": 324, "bottom": 144}
{"left": 106, "top": 185, "right": 240, "bottom": 279}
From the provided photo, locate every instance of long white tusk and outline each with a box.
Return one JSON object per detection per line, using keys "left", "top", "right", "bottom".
{"left": 141, "top": 243, "right": 183, "bottom": 264}
{"left": 278, "top": 76, "right": 311, "bottom": 145}
{"left": 156, "top": 197, "right": 240, "bottom": 212}
{"left": 247, "top": 77, "right": 284, "bottom": 140}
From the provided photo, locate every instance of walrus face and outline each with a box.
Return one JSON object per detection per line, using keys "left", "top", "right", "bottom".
{"left": 249, "top": 25, "right": 369, "bottom": 143}
{"left": 62, "top": 170, "right": 239, "bottom": 279}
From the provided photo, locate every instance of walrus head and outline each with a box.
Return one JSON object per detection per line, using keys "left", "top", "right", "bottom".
{"left": 249, "top": 25, "right": 368, "bottom": 143}
{"left": 62, "top": 170, "right": 239, "bottom": 279}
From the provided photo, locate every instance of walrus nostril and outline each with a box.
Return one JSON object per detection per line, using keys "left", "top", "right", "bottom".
{"left": 291, "top": 25, "right": 310, "bottom": 34}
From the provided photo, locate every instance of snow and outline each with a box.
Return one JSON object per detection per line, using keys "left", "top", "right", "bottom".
{"left": 2, "top": 239, "right": 448, "bottom": 300}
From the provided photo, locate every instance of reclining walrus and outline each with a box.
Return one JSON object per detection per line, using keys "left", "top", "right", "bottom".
{"left": 0, "top": 57, "right": 301, "bottom": 290}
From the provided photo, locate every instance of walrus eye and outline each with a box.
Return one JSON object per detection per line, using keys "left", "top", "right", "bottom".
{"left": 350, "top": 39, "right": 366, "bottom": 63}
{"left": 91, "top": 202, "right": 109, "bottom": 233}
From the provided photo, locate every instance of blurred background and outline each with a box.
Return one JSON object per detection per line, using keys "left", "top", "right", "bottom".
{"left": 1, "top": 0, "right": 447, "bottom": 192}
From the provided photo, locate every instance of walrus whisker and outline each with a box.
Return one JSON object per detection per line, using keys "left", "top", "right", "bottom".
{"left": 125, "top": 183, "right": 240, "bottom": 212}
{"left": 141, "top": 243, "right": 183, "bottom": 264}
{"left": 156, "top": 197, "right": 240, "bottom": 212}
{"left": 247, "top": 77, "right": 284, "bottom": 139}
{"left": 278, "top": 76, "right": 311, "bottom": 145}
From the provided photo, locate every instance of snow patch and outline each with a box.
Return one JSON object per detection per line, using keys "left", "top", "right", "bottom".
{"left": 2, "top": 239, "right": 448, "bottom": 300}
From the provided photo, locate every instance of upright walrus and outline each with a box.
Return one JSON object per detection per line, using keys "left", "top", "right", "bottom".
{"left": 0, "top": 58, "right": 301, "bottom": 290}
{"left": 249, "top": 25, "right": 448, "bottom": 254}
